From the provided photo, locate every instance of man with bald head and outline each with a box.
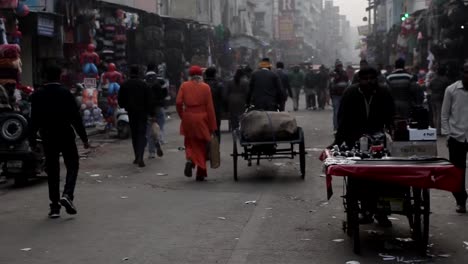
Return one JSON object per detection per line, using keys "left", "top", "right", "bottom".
{"left": 441, "top": 62, "right": 468, "bottom": 214}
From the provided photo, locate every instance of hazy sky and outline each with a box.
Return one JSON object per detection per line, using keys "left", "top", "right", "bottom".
{"left": 332, "top": 0, "right": 368, "bottom": 27}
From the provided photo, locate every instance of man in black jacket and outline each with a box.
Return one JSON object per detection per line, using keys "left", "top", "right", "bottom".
{"left": 333, "top": 68, "right": 395, "bottom": 226}
{"left": 247, "top": 58, "right": 285, "bottom": 111}
{"left": 204, "top": 67, "right": 225, "bottom": 141}
{"left": 118, "top": 65, "right": 152, "bottom": 167}
{"left": 334, "top": 68, "right": 395, "bottom": 147}
{"left": 275, "top": 62, "right": 292, "bottom": 111}
{"left": 145, "top": 63, "right": 167, "bottom": 158}
{"left": 30, "top": 64, "right": 90, "bottom": 219}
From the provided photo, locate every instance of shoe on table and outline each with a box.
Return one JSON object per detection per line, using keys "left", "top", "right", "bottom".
{"left": 60, "top": 195, "right": 77, "bottom": 215}
{"left": 48, "top": 204, "right": 61, "bottom": 219}
{"left": 456, "top": 205, "right": 466, "bottom": 214}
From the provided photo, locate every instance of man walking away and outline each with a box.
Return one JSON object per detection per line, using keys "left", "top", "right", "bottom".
{"left": 441, "top": 62, "right": 468, "bottom": 214}
{"left": 289, "top": 65, "right": 305, "bottom": 111}
{"left": 204, "top": 67, "right": 225, "bottom": 141}
{"left": 29, "top": 64, "right": 90, "bottom": 219}
{"left": 119, "top": 65, "right": 152, "bottom": 167}
{"left": 275, "top": 62, "right": 292, "bottom": 111}
{"left": 317, "top": 65, "right": 329, "bottom": 110}
{"left": 428, "top": 65, "right": 450, "bottom": 135}
{"left": 330, "top": 60, "right": 349, "bottom": 132}
{"left": 387, "top": 58, "right": 421, "bottom": 120}
{"left": 247, "top": 58, "right": 285, "bottom": 111}
{"left": 145, "top": 63, "right": 166, "bottom": 158}
{"left": 305, "top": 66, "right": 318, "bottom": 110}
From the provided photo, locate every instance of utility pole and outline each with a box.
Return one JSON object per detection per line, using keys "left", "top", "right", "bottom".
{"left": 368, "top": 0, "right": 371, "bottom": 34}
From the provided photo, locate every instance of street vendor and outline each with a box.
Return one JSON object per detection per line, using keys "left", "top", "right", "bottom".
{"left": 332, "top": 67, "right": 396, "bottom": 226}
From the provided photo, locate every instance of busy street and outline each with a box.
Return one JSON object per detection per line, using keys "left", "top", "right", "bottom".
{"left": 0, "top": 102, "right": 467, "bottom": 264}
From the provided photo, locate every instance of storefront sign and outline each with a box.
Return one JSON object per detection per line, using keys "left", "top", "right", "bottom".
{"left": 278, "top": 15, "right": 294, "bottom": 41}
{"left": 0, "top": 0, "right": 18, "bottom": 9}
{"left": 37, "top": 15, "right": 54, "bottom": 37}
{"left": 23, "top": 1, "right": 46, "bottom": 11}
{"left": 84, "top": 78, "right": 97, "bottom": 89}
{"left": 279, "top": 0, "right": 295, "bottom": 12}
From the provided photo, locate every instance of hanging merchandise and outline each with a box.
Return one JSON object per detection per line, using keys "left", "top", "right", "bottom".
{"left": 80, "top": 43, "right": 100, "bottom": 76}
{"left": 15, "top": 3, "right": 29, "bottom": 17}
{"left": 0, "top": 0, "right": 18, "bottom": 9}
{"left": 0, "top": 18, "right": 7, "bottom": 45}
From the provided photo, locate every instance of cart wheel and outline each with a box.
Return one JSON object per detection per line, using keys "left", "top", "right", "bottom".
{"left": 299, "top": 129, "right": 306, "bottom": 179}
{"left": 346, "top": 178, "right": 361, "bottom": 254}
{"left": 233, "top": 133, "right": 238, "bottom": 182}
{"left": 412, "top": 188, "right": 430, "bottom": 255}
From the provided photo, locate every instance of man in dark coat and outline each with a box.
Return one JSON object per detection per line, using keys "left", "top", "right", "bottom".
{"left": 145, "top": 63, "right": 167, "bottom": 158}
{"left": 30, "top": 64, "right": 90, "bottom": 218}
{"left": 333, "top": 67, "right": 395, "bottom": 227}
{"left": 305, "top": 66, "right": 319, "bottom": 110}
{"left": 247, "top": 58, "right": 285, "bottom": 111}
{"left": 334, "top": 67, "right": 395, "bottom": 147}
{"left": 204, "top": 67, "right": 225, "bottom": 141}
{"left": 330, "top": 60, "right": 349, "bottom": 132}
{"left": 275, "top": 61, "right": 292, "bottom": 111}
{"left": 428, "top": 65, "right": 450, "bottom": 135}
{"left": 118, "top": 65, "right": 152, "bottom": 167}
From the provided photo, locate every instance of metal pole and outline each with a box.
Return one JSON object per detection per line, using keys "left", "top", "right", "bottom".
{"left": 368, "top": 0, "right": 371, "bottom": 33}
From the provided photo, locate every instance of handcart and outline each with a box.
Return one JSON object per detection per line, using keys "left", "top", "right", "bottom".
{"left": 231, "top": 127, "right": 306, "bottom": 181}
{"left": 321, "top": 151, "right": 463, "bottom": 255}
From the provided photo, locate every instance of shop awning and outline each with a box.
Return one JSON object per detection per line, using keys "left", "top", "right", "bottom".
{"left": 229, "top": 34, "right": 269, "bottom": 50}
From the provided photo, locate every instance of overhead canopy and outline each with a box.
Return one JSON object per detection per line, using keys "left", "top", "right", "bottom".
{"left": 229, "top": 34, "right": 268, "bottom": 50}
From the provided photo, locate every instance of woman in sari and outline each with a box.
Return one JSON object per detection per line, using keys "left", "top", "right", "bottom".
{"left": 176, "top": 66, "right": 217, "bottom": 181}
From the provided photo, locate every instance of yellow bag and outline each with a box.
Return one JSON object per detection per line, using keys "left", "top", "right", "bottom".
{"left": 209, "top": 136, "right": 220, "bottom": 169}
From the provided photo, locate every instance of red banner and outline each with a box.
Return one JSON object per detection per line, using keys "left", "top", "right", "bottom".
{"left": 0, "top": 0, "right": 18, "bottom": 9}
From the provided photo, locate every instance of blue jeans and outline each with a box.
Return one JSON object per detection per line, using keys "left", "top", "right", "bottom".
{"left": 332, "top": 95, "right": 342, "bottom": 131}
{"left": 146, "top": 120, "right": 158, "bottom": 154}
{"left": 147, "top": 108, "right": 165, "bottom": 154}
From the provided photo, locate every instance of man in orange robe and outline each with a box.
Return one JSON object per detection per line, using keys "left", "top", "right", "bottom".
{"left": 176, "top": 66, "right": 217, "bottom": 181}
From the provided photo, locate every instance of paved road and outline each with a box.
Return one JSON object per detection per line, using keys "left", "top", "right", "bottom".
{"left": 1, "top": 103, "right": 467, "bottom": 264}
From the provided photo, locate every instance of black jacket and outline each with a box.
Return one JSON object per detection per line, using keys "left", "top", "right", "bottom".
{"left": 30, "top": 83, "right": 88, "bottom": 143}
{"left": 145, "top": 72, "right": 168, "bottom": 116}
{"left": 275, "top": 69, "right": 293, "bottom": 99}
{"left": 118, "top": 78, "right": 152, "bottom": 116}
{"left": 334, "top": 84, "right": 395, "bottom": 147}
{"left": 204, "top": 77, "right": 225, "bottom": 120}
{"left": 247, "top": 69, "right": 285, "bottom": 111}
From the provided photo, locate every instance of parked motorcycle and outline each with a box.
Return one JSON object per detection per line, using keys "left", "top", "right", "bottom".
{"left": 115, "top": 107, "right": 130, "bottom": 139}
{"left": 0, "top": 112, "right": 45, "bottom": 186}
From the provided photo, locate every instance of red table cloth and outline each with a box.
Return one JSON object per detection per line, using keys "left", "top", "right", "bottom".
{"left": 320, "top": 150, "right": 464, "bottom": 199}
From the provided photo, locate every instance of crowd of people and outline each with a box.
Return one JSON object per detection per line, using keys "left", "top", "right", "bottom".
{"left": 3, "top": 54, "right": 466, "bottom": 219}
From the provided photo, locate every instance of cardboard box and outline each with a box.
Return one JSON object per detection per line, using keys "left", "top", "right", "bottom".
{"left": 390, "top": 141, "right": 438, "bottom": 157}
{"left": 408, "top": 127, "right": 437, "bottom": 141}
